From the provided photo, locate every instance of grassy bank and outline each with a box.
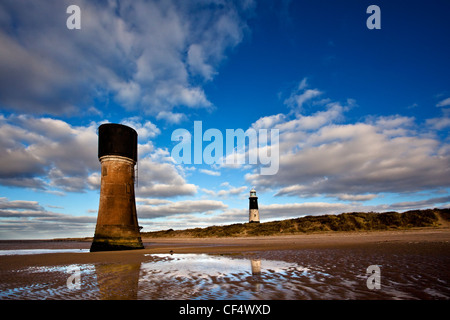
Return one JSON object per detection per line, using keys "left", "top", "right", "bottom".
{"left": 141, "top": 208, "right": 450, "bottom": 238}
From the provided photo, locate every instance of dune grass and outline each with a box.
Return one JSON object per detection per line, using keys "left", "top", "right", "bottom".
{"left": 141, "top": 208, "right": 450, "bottom": 238}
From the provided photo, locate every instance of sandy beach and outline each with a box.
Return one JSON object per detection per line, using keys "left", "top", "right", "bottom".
{"left": 145, "top": 227, "right": 450, "bottom": 252}
{"left": 1, "top": 228, "right": 449, "bottom": 300}
{"left": 2, "top": 228, "right": 449, "bottom": 267}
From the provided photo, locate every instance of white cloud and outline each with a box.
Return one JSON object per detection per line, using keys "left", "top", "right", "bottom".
{"left": 336, "top": 194, "right": 377, "bottom": 201}
{"left": 3, "top": 193, "right": 448, "bottom": 237}
{"left": 0, "top": 197, "right": 96, "bottom": 239}
{"left": 0, "top": 114, "right": 99, "bottom": 191}
{"left": 218, "top": 186, "right": 247, "bottom": 197}
{"left": 298, "top": 77, "right": 308, "bottom": 90}
{"left": 136, "top": 155, "right": 197, "bottom": 198}
{"left": 156, "top": 111, "right": 188, "bottom": 124}
{"left": 385, "top": 195, "right": 450, "bottom": 211}
{"left": 121, "top": 117, "right": 161, "bottom": 140}
{"left": 278, "top": 102, "right": 345, "bottom": 132}
{"left": 137, "top": 199, "right": 228, "bottom": 219}
{"left": 253, "top": 196, "right": 450, "bottom": 221}
{"left": 436, "top": 97, "right": 450, "bottom": 107}
{"left": 187, "top": 44, "right": 216, "bottom": 81}
{"left": 202, "top": 185, "right": 247, "bottom": 198}
{"left": 0, "top": 0, "right": 252, "bottom": 116}
{"left": 260, "top": 202, "right": 351, "bottom": 218}
{"left": 0, "top": 197, "right": 43, "bottom": 211}
{"left": 201, "top": 188, "right": 217, "bottom": 197}
{"left": 199, "top": 169, "right": 221, "bottom": 176}
{"left": 136, "top": 198, "right": 172, "bottom": 206}
{"left": 251, "top": 113, "right": 286, "bottom": 130}
{"left": 139, "top": 194, "right": 450, "bottom": 231}
{"left": 86, "top": 172, "right": 101, "bottom": 190}
{"left": 426, "top": 115, "right": 450, "bottom": 130}
{"left": 0, "top": 113, "right": 197, "bottom": 197}
{"left": 284, "top": 85, "right": 322, "bottom": 110}
{"left": 246, "top": 82, "right": 450, "bottom": 200}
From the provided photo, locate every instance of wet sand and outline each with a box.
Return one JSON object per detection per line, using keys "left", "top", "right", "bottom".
{"left": 144, "top": 227, "right": 450, "bottom": 252}
{"left": 1, "top": 228, "right": 449, "bottom": 300}
{"left": 1, "top": 228, "right": 449, "bottom": 269}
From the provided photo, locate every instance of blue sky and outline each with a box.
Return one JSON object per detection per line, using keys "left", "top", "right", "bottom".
{"left": 0, "top": 0, "right": 449, "bottom": 239}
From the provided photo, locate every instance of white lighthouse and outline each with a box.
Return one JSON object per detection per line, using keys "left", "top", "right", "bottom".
{"left": 249, "top": 187, "right": 260, "bottom": 223}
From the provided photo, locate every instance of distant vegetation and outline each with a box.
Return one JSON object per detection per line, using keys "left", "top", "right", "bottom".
{"left": 141, "top": 208, "right": 450, "bottom": 238}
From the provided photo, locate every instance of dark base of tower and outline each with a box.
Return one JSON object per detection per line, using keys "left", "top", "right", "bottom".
{"left": 248, "top": 221, "right": 260, "bottom": 223}
{"left": 90, "top": 240, "right": 144, "bottom": 252}
{"left": 90, "top": 224, "right": 144, "bottom": 252}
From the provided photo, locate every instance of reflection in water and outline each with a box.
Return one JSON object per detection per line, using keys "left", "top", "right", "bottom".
{"left": 136, "top": 254, "right": 304, "bottom": 299}
{"left": 1, "top": 250, "right": 449, "bottom": 300}
{"left": 251, "top": 259, "right": 261, "bottom": 275}
{"left": 250, "top": 259, "right": 262, "bottom": 292}
{"left": 0, "top": 254, "right": 307, "bottom": 300}
{"left": 0, "top": 249, "right": 90, "bottom": 256}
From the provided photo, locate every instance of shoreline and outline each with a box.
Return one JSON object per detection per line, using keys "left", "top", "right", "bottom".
{"left": 144, "top": 227, "right": 450, "bottom": 253}
{"left": 0, "top": 227, "right": 449, "bottom": 270}
{"left": 1, "top": 227, "right": 449, "bottom": 300}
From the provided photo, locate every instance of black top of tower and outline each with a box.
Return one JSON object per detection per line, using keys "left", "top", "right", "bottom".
{"left": 98, "top": 123, "right": 138, "bottom": 162}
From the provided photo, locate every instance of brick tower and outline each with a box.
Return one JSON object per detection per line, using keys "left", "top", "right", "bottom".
{"left": 90, "top": 123, "right": 144, "bottom": 252}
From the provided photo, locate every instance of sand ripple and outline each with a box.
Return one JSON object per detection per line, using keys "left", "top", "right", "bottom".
{"left": 1, "top": 244, "right": 449, "bottom": 300}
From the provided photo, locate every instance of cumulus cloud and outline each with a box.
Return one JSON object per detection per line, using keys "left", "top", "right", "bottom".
{"left": 336, "top": 194, "right": 377, "bottom": 202}
{"left": 0, "top": 113, "right": 198, "bottom": 197}
{"left": 136, "top": 156, "right": 197, "bottom": 198}
{"left": 259, "top": 202, "right": 352, "bottom": 218}
{"left": 121, "top": 117, "right": 161, "bottom": 140}
{"left": 255, "top": 196, "right": 450, "bottom": 221}
{"left": 385, "top": 195, "right": 450, "bottom": 211}
{"left": 188, "top": 44, "right": 216, "bottom": 81}
{"left": 201, "top": 184, "right": 247, "bottom": 198}
{"left": 0, "top": 197, "right": 44, "bottom": 211}
{"left": 137, "top": 199, "right": 227, "bottom": 219}
{"left": 135, "top": 145, "right": 199, "bottom": 198}
{"left": 0, "top": 197, "right": 96, "bottom": 239}
{"left": 138, "top": 193, "right": 450, "bottom": 232}
{"left": 283, "top": 78, "right": 323, "bottom": 110}
{"left": 436, "top": 97, "right": 450, "bottom": 107}
{"left": 425, "top": 109, "right": 450, "bottom": 130}
{"left": 0, "top": 114, "right": 99, "bottom": 191}
{"left": 0, "top": 0, "right": 252, "bottom": 117}
{"left": 4, "top": 192, "right": 447, "bottom": 237}
{"left": 156, "top": 111, "right": 188, "bottom": 124}
{"left": 251, "top": 113, "right": 286, "bottom": 130}
{"left": 245, "top": 82, "right": 450, "bottom": 200}
{"left": 199, "top": 169, "right": 221, "bottom": 176}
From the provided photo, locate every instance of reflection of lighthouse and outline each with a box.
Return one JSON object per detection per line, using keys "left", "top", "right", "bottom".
{"left": 249, "top": 188, "right": 260, "bottom": 223}
{"left": 90, "top": 123, "right": 144, "bottom": 252}
{"left": 250, "top": 259, "right": 262, "bottom": 293}
{"left": 251, "top": 259, "right": 261, "bottom": 275}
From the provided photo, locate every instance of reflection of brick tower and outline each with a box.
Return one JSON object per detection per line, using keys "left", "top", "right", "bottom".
{"left": 249, "top": 188, "right": 260, "bottom": 223}
{"left": 90, "top": 123, "right": 144, "bottom": 252}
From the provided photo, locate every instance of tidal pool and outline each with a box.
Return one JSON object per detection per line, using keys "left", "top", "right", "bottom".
{"left": 0, "top": 249, "right": 89, "bottom": 256}
{"left": 1, "top": 249, "right": 449, "bottom": 300}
